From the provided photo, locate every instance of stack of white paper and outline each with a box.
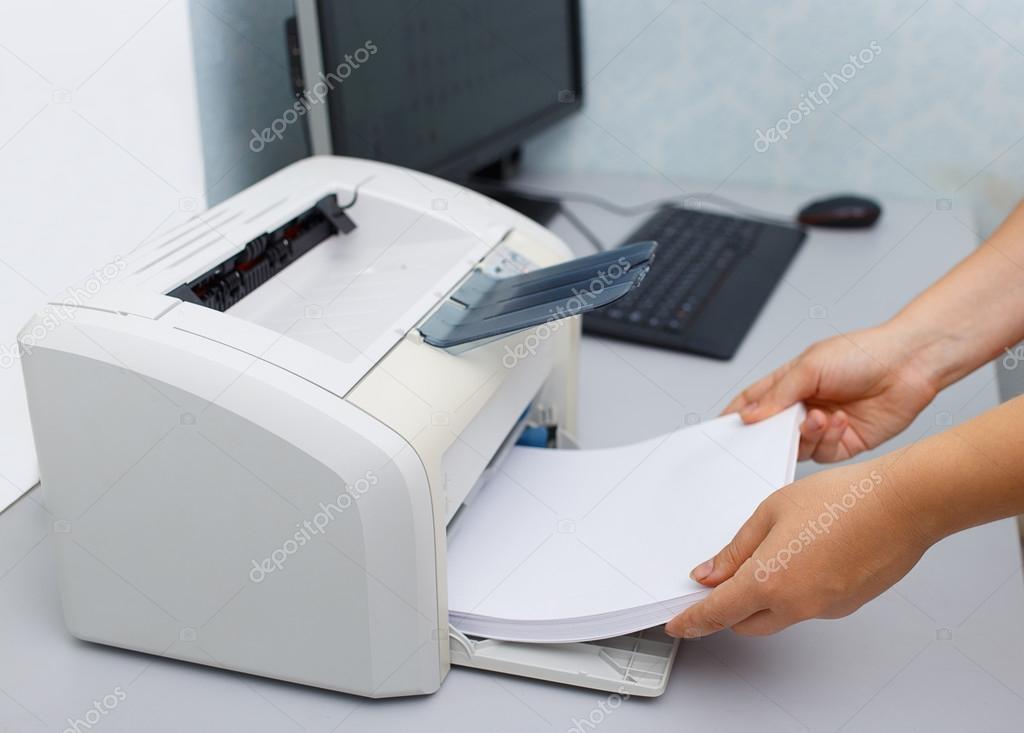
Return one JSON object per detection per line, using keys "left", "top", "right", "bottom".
{"left": 447, "top": 405, "right": 803, "bottom": 643}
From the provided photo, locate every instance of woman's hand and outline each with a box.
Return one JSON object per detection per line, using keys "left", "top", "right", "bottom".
{"left": 724, "top": 325, "right": 940, "bottom": 462}
{"left": 665, "top": 460, "right": 936, "bottom": 638}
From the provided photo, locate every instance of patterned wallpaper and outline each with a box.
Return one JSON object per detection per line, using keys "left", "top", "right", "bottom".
{"left": 524, "top": 0, "right": 1024, "bottom": 237}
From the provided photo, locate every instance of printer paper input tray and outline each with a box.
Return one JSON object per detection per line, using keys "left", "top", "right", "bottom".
{"left": 445, "top": 390, "right": 678, "bottom": 698}
{"left": 449, "top": 625, "right": 679, "bottom": 697}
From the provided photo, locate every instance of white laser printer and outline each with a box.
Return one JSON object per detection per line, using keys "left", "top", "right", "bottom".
{"left": 20, "top": 156, "right": 676, "bottom": 698}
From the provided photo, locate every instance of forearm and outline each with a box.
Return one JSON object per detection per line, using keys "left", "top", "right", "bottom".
{"left": 884, "top": 201, "right": 1024, "bottom": 391}
{"left": 880, "top": 394, "right": 1024, "bottom": 544}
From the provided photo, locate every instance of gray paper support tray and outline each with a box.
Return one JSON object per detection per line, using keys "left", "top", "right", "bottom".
{"left": 449, "top": 625, "right": 679, "bottom": 697}
{"left": 420, "top": 241, "right": 657, "bottom": 350}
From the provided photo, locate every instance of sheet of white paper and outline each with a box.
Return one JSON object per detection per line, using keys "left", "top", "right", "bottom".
{"left": 447, "top": 405, "right": 803, "bottom": 642}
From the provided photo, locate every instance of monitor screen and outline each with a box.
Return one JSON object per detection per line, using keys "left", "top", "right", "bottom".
{"left": 316, "top": 0, "right": 581, "bottom": 179}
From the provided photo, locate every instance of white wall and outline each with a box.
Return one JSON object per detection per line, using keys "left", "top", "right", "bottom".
{"left": 0, "top": 0, "right": 206, "bottom": 497}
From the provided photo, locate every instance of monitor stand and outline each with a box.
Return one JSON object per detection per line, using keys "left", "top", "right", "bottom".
{"left": 479, "top": 188, "right": 560, "bottom": 225}
{"left": 466, "top": 148, "right": 561, "bottom": 225}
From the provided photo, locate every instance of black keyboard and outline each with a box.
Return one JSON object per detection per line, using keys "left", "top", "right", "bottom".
{"left": 583, "top": 206, "right": 805, "bottom": 359}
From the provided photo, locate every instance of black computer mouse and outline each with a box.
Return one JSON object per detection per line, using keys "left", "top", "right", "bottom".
{"left": 797, "top": 195, "right": 882, "bottom": 228}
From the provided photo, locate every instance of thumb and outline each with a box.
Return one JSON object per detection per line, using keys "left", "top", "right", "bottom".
{"left": 690, "top": 502, "right": 772, "bottom": 586}
{"left": 742, "top": 362, "right": 816, "bottom": 423}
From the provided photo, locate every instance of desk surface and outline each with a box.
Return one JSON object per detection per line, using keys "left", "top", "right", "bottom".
{"left": 2, "top": 173, "right": 1022, "bottom": 732}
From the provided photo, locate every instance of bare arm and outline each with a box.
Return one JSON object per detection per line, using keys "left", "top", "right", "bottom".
{"left": 891, "top": 392, "right": 1024, "bottom": 540}
{"left": 893, "top": 201, "right": 1024, "bottom": 390}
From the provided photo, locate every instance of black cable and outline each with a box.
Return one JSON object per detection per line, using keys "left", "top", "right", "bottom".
{"left": 557, "top": 203, "right": 608, "bottom": 251}
{"left": 468, "top": 178, "right": 797, "bottom": 229}
{"left": 338, "top": 174, "right": 376, "bottom": 210}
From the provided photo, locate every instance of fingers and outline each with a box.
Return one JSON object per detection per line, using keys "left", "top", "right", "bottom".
{"left": 741, "top": 361, "right": 817, "bottom": 424}
{"left": 722, "top": 369, "right": 784, "bottom": 416}
{"left": 667, "top": 504, "right": 776, "bottom": 638}
{"left": 665, "top": 573, "right": 765, "bottom": 638}
{"left": 691, "top": 502, "right": 773, "bottom": 587}
{"left": 799, "top": 410, "right": 866, "bottom": 463}
{"left": 808, "top": 411, "right": 849, "bottom": 463}
{"left": 797, "top": 409, "right": 829, "bottom": 460}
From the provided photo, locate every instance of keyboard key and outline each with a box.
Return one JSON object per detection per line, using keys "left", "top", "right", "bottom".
{"left": 583, "top": 204, "right": 805, "bottom": 359}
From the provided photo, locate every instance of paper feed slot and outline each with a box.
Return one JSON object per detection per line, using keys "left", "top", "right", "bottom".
{"left": 419, "top": 241, "right": 656, "bottom": 350}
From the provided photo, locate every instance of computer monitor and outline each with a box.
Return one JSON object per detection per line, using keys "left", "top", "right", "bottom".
{"left": 295, "top": 0, "right": 582, "bottom": 182}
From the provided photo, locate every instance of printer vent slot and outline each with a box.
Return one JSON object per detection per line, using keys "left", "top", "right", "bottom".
{"left": 152, "top": 206, "right": 235, "bottom": 251}
{"left": 167, "top": 194, "right": 355, "bottom": 312}
{"left": 244, "top": 196, "right": 291, "bottom": 225}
